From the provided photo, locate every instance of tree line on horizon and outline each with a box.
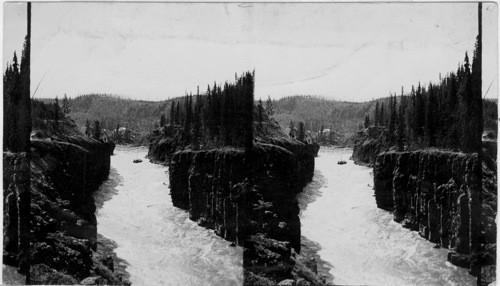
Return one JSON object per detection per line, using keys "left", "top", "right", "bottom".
{"left": 365, "top": 36, "right": 484, "bottom": 153}
{"left": 3, "top": 36, "right": 31, "bottom": 152}
{"left": 159, "top": 71, "right": 254, "bottom": 150}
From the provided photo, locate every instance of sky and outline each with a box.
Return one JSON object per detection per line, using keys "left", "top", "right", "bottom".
{"left": 3, "top": 2, "right": 498, "bottom": 102}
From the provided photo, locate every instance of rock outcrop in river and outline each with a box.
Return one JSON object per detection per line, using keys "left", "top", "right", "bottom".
{"left": 373, "top": 150, "right": 496, "bottom": 285}
{"left": 149, "top": 123, "right": 322, "bottom": 285}
{"left": 3, "top": 126, "right": 125, "bottom": 284}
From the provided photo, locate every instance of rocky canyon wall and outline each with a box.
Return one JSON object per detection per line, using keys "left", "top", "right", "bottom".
{"left": 373, "top": 150, "right": 496, "bottom": 284}
{"left": 3, "top": 137, "right": 124, "bottom": 284}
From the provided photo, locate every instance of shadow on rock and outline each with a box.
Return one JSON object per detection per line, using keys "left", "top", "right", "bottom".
{"left": 94, "top": 167, "right": 123, "bottom": 210}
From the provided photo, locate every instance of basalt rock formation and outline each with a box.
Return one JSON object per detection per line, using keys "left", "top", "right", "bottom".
{"left": 3, "top": 132, "right": 126, "bottom": 285}
{"left": 373, "top": 150, "right": 497, "bottom": 285}
{"left": 351, "top": 126, "right": 389, "bottom": 166}
{"left": 148, "top": 125, "right": 321, "bottom": 285}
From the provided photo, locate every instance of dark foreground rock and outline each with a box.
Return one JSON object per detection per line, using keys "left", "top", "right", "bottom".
{"left": 3, "top": 134, "right": 127, "bottom": 285}
{"left": 373, "top": 150, "right": 496, "bottom": 285}
{"left": 149, "top": 127, "right": 321, "bottom": 285}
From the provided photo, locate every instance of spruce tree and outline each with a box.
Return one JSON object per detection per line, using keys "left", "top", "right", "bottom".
{"left": 62, "top": 94, "right": 70, "bottom": 115}
{"left": 93, "top": 120, "right": 101, "bottom": 140}
{"left": 257, "top": 99, "right": 264, "bottom": 131}
{"left": 470, "top": 32, "right": 483, "bottom": 153}
{"left": 175, "top": 101, "right": 180, "bottom": 125}
{"left": 297, "top": 122, "right": 305, "bottom": 141}
{"left": 380, "top": 103, "right": 385, "bottom": 126}
{"left": 193, "top": 95, "right": 202, "bottom": 149}
{"left": 4, "top": 52, "right": 21, "bottom": 151}
{"left": 160, "top": 114, "right": 166, "bottom": 127}
{"left": 459, "top": 53, "right": 474, "bottom": 152}
{"left": 184, "top": 94, "right": 192, "bottom": 140}
{"left": 388, "top": 94, "right": 397, "bottom": 143}
{"left": 54, "top": 97, "right": 60, "bottom": 128}
{"left": 289, "top": 121, "right": 295, "bottom": 137}
{"left": 85, "top": 119, "right": 91, "bottom": 136}
{"left": 397, "top": 102, "right": 405, "bottom": 151}
{"left": 265, "top": 95, "right": 274, "bottom": 117}
{"left": 426, "top": 84, "right": 437, "bottom": 146}
{"left": 170, "top": 101, "right": 175, "bottom": 125}
{"left": 415, "top": 83, "right": 425, "bottom": 140}
{"left": 374, "top": 101, "right": 379, "bottom": 126}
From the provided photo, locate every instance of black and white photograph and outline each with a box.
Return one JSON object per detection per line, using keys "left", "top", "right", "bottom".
{"left": 2, "top": 1, "right": 498, "bottom": 285}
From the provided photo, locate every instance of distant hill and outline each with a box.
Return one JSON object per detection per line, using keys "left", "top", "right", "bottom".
{"left": 271, "top": 95, "right": 374, "bottom": 145}
{"left": 38, "top": 94, "right": 177, "bottom": 138}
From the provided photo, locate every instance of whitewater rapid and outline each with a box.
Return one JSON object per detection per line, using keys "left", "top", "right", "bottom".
{"left": 95, "top": 146, "right": 478, "bottom": 286}
{"left": 95, "top": 146, "right": 242, "bottom": 286}
{"left": 298, "top": 148, "right": 477, "bottom": 286}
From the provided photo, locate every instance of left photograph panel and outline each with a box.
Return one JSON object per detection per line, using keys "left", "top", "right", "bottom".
{"left": 3, "top": 2, "right": 124, "bottom": 285}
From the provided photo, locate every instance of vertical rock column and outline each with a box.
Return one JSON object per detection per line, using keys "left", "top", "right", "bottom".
{"left": 374, "top": 153, "right": 396, "bottom": 211}
{"left": 14, "top": 154, "right": 30, "bottom": 275}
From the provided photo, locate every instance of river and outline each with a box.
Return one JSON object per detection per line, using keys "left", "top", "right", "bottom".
{"left": 298, "top": 147, "right": 477, "bottom": 286}
{"left": 95, "top": 146, "right": 243, "bottom": 286}
{"left": 95, "top": 146, "right": 477, "bottom": 286}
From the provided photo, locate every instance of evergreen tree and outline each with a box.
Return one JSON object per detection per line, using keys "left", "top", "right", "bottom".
{"left": 4, "top": 52, "right": 21, "bottom": 151}
{"left": 257, "top": 99, "right": 264, "bottom": 130}
{"left": 175, "top": 101, "right": 180, "bottom": 125}
{"left": 160, "top": 114, "right": 166, "bottom": 127}
{"left": 364, "top": 114, "right": 370, "bottom": 128}
{"left": 397, "top": 102, "right": 406, "bottom": 151}
{"left": 396, "top": 87, "right": 406, "bottom": 150}
{"left": 289, "top": 121, "right": 295, "bottom": 137}
{"left": 374, "top": 101, "right": 379, "bottom": 126}
{"left": 193, "top": 94, "right": 202, "bottom": 149}
{"left": 415, "top": 83, "right": 425, "bottom": 140}
{"left": 265, "top": 95, "right": 274, "bottom": 117}
{"left": 297, "top": 122, "right": 305, "bottom": 141}
{"left": 459, "top": 53, "right": 474, "bottom": 152}
{"left": 93, "top": 120, "right": 101, "bottom": 140}
{"left": 184, "top": 94, "right": 192, "bottom": 140}
{"left": 380, "top": 103, "right": 385, "bottom": 126}
{"left": 62, "top": 94, "right": 70, "bottom": 115}
{"left": 426, "top": 84, "right": 437, "bottom": 146}
{"left": 85, "top": 119, "right": 91, "bottom": 137}
{"left": 469, "top": 34, "right": 483, "bottom": 153}
{"left": 388, "top": 94, "right": 397, "bottom": 143}
{"left": 170, "top": 101, "right": 175, "bottom": 125}
{"left": 54, "top": 96, "right": 60, "bottom": 128}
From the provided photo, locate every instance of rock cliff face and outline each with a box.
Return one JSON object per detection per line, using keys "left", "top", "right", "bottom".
{"left": 149, "top": 133, "right": 320, "bottom": 284}
{"left": 373, "top": 150, "right": 497, "bottom": 284}
{"left": 3, "top": 136, "right": 125, "bottom": 285}
{"left": 351, "top": 126, "right": 389, "bottom": 166}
